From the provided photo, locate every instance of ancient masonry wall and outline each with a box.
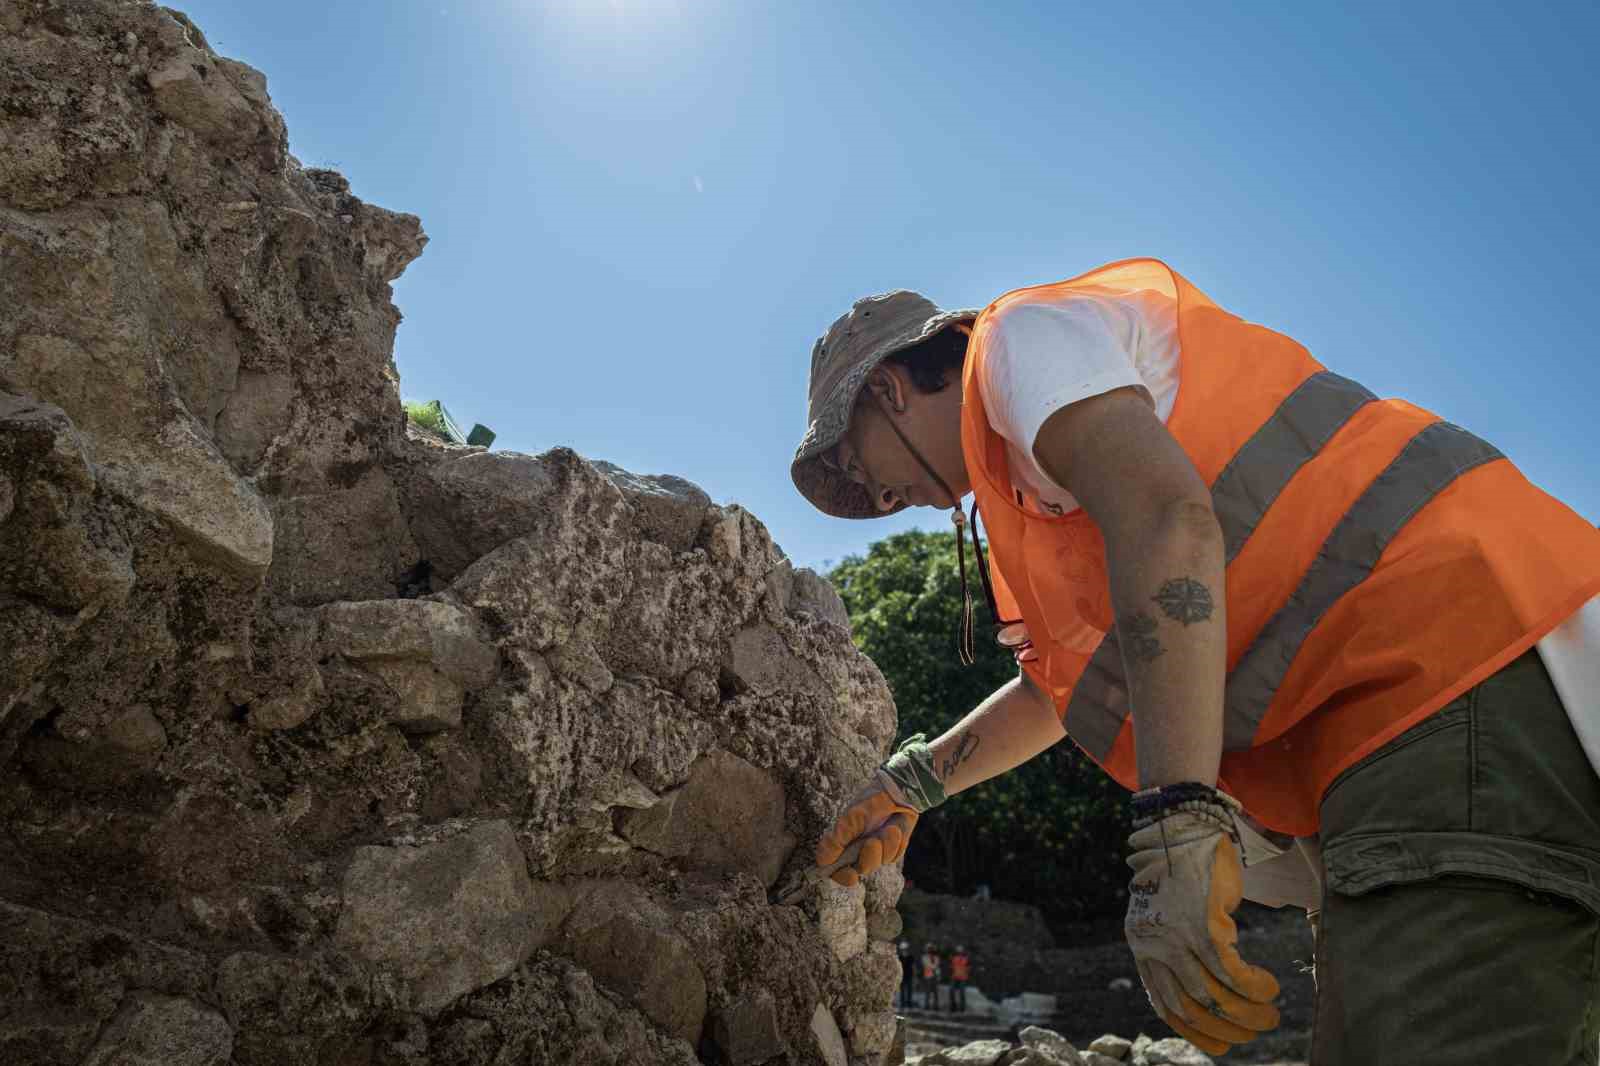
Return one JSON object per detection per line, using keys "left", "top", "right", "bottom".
{"left": 0, "top": 3, "right": 905, "bottom": 1063}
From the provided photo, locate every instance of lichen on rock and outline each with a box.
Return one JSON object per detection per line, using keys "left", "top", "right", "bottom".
{"left": 0, "top": 3, "right": 904, "bottom": 1063}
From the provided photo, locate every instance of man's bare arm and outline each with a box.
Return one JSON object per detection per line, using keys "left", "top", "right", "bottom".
{"left": 921, "top": 671, "right": 1066, "bottom": 797}
{"left": 1033, "top": 386, "right": 1226, "bottom": 789}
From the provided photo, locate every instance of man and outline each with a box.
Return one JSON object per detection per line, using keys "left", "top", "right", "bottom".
{"left": 949, "top": 946, "right": 971, "bottom": 1014}
{"left": 921, "top": 942, "right": 943, "bottom": 1012}
{"left": 898, "top": 940, "right": 917, "bottom": 1010}
{"left": 791, "top": 259, "right": 1600, "bottom": 1065}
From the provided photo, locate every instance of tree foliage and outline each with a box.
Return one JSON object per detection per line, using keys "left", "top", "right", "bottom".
{"left": 829, "top": 529, "right": 1132, "bottom": 924}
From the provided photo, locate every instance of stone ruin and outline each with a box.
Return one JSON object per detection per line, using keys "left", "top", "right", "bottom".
{"left": 0, "top": 2, "right": 909, "bottom": 1062}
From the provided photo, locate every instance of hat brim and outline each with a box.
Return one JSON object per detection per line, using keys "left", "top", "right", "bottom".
{"left": 791, "top": 310, "right": 977, "bottom": 519}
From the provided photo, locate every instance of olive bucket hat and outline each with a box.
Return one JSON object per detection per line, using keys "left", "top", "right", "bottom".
{"left": 790, "top": 290, "right": 978, "bottom": 519}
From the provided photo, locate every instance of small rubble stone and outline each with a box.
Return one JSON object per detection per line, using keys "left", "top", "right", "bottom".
{"left": 1081, "top": 1054, "right": 1124, "bottom": 1066}
{"left": 1141, "top": 1037, "right": 1213, "bottom": 1066}
{"left": 925, "top": 1039, "right": 1014, "bottom": 1066}
{"left": 1087, "top": 1035, "right": 1132, "bottom": 1061}
{"left": 1019, "top": 1025, "right": 1086, "bottom": 1065}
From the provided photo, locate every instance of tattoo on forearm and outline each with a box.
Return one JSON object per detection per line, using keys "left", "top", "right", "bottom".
{"left": 1120, "top": 611, "right": 1166, "bottom": 663}
{"left": 938, "top": 731, "right": 981, "bottom": 782}
{"left": 1152, "top": 577, "right": 1214, "bottom": 626}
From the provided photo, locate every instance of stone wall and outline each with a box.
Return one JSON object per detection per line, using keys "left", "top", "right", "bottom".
{"left": 0, "top": 3, "right": 905, "bottom": 1063}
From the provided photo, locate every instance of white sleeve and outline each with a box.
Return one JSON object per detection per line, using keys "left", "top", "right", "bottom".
{"left": 978, "top": 297, "right": 1152, "bottom": 457}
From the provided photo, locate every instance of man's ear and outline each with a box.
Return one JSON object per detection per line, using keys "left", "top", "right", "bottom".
{"left": 865, "top": 366, "right": 906, "bottom": 413}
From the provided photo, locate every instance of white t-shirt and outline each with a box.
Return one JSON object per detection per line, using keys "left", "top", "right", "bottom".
{"left": 977, "top": 288, "right": 1600, "bottom": 780}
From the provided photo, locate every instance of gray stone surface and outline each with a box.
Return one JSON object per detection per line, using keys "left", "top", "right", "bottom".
{"left": 593, "top": 459, "right": 713, "bottom": 553}
{"left": 334, "top": 820, "right": 541, "bottom": 1013}
{"left": 847, "top": 1009, "right": 899, "bottom": 1056}
{"left": 559, "top": 882, "right": 708, "bottom": 1044}
{"left": 618, "top": 748, "right": 796, "bottom": 887}
{"left": 80, "top": 993, "right": 233, "bottom": 1066}
{"left": 814, "top": 877, "right": 869, "bottom": 963}
{"left": 711, "top": 989, "right": 784, "bottom": 1065}
{"left": 810, "top": 1003, "right": 850, "bottom": 1066}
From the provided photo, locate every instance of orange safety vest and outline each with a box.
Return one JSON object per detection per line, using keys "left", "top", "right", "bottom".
{"left": 960, "top": 259, "right": 1600, "bottom": 837}
{"left": 951, "top": 954, "right": 971, "bottom": 982}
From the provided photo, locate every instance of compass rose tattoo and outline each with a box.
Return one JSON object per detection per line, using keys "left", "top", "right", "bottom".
{"left": 1152, "top": 577, "right": 1214, "bottom": 626}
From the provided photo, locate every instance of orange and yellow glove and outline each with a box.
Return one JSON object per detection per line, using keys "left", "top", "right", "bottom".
{"left": 1124, "top": 784, "right": 1281, "bottom": 1057}
{"left": 814, "top": 734, "right": 942, "bottom": 887}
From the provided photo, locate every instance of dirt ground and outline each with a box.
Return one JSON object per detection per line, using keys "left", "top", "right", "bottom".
{"left": 973, "top": 903, "right": 1316, "bottom": 1064}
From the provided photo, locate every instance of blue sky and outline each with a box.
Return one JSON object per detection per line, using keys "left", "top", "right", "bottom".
{"left": 181, "top": 1, "right": 1599, "bottom": 572}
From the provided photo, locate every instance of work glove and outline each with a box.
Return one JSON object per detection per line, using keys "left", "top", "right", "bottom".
{"left": 814, "top": 734, "right": 942, "bottom": 887}
{"left": 1124, "top": 783, "right": 1281, "bottom": 1056}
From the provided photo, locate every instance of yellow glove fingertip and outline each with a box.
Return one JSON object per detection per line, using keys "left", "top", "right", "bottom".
{"left": 1160, "top": 1010, "right": 1233, "bottom": 1057}
{"left": 830, "top": 867, "right": 860, "bottom": 888}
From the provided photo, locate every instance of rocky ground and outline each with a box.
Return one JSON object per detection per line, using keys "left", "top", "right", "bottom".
{"left": 900, "top": 904, "right": 1314, "bottom": 1066}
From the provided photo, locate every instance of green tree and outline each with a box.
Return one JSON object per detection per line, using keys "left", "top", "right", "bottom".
{"left": 829, "top": 529, "right": 1132, "bottom": 924}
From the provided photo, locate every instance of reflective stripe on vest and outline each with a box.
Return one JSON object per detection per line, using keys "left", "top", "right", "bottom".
{"left": 1064, "top": 376, "right": 1503, "bottom": 761}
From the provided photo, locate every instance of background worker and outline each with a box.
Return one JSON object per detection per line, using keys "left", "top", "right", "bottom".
{"left": 898, "top": 940, "right": 917, "bottom": 1010}
{"left": 791, "top": 260, "right": 1600, "bottom": 1065}
{"left": 949, "top": 946, "right": 971, "bottom": 1014}
{"left": 921, "top": 942, "right": 943, "bottom": 1011}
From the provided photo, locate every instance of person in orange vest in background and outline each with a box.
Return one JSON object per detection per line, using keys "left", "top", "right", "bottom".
{"left": 949, "top": 946, "right": 972, "bottom": 1014}
{"left": 920, "top": 942, "right": 942, "bottom": 1011}
{"left": 793, "top": 261, "right": 1600, "bottom": 1065}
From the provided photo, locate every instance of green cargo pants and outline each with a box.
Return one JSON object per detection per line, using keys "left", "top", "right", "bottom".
{"left": 1311, "top": 649, "right": 1600, "bottom": 1065}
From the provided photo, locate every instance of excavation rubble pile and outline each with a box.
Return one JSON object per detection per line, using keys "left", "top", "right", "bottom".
{"left": 0, "top": 3, "right": 901, "bottom": 1063}
{"left": 906, "top": 1029, "right": 1217, "bottom": 1066}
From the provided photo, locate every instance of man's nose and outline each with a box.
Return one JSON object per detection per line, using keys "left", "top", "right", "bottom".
{"left": 871, "top": 481, "right": 900, "bottom": 512}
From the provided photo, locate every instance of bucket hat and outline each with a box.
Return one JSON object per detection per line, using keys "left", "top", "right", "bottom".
{"left": 791, "top": 290, "right": 977, "bottom": 518}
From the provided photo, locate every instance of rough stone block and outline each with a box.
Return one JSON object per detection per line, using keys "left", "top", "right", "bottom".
{"left": 813, "top": 877, "right": 868, "bottom": 963}
{"left": 147, "top": 49, "right": 260, "bottom": 144}
{"left": 846, "top": 1010, "right": 897, "bottom": 1056}
{"left": 593, "top": 459, "right": 712, "bottom": 553}
{"left": 270, "top": 470, "right": 419, "bottom": 605}
{"left": 723, "top": 622, "right": 826, "bottom": 697}
{"left": 791, "top": 566, "right": 851, "bottom": 630}
{"left": 367, "top": 661, "right": 463, "bottom": 733}
{"left": 318, "top": 597, "right": 497, "bottom": 688}
{"left": 711, "top": 989, "right": 784, "bottom": 1066}
{"left": 559, "top": 882, "right": 707, "bottom": 1045}
{"left": 96, "top": 415, "right": 273, "bottom": 579}
{"left": 79, "top": 993, "right": 233, "bottom": 1066}
{"left": 618, "top": 749, "right": 795, "bottom": 888}
{"left": 334, "top": 820, "right": 542, "bottom": 1014}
